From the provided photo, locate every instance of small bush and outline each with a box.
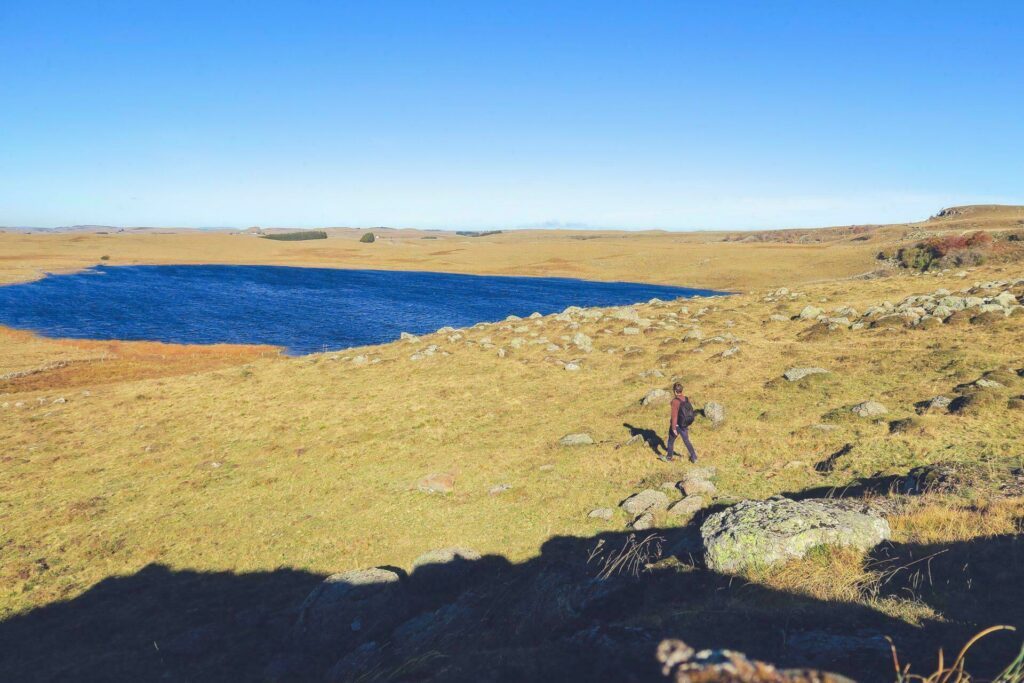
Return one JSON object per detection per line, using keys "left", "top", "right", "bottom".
{"left": 100, "top": 255, "right": 110, "bottom": 261}
{"left": 261, "top": 230, "right": 327, "bottom": 242}
{"left": 359, "top": 232, "right": 376, "bottom": 243}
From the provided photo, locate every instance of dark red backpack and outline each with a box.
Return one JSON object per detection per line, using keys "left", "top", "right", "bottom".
{"left": 677, "top": 396, "right": 696, "bottom": 427}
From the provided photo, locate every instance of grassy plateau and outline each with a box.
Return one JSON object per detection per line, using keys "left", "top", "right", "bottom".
{"left": 1, "top": 205, "right": 1023, "bottom": 681}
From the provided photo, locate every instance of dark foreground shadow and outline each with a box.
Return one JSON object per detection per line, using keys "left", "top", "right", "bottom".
{"left": 621, "top": 423, "right": 667, "bottom": 456}
{"left": 1, "top": 524, "right": 1021, "bottom": 682}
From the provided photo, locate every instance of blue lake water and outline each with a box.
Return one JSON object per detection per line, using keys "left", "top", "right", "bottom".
{"left": 0, "top": 265, "right": 724, "bottom": 354}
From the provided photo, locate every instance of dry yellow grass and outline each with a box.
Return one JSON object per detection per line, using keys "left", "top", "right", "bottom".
{"left": 2, "top": 204, "right": 1022, "bottom": 289}
{"left": 1, "top": 207, "right": 1023, "bottom": 679}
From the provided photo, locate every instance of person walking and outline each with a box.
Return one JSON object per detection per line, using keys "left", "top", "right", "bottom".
{"left": 663, "top": 382, "right": 698, "bottom": 463}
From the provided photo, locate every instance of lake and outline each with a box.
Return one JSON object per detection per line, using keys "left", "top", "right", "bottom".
{"left": 0, "top": 265, "right": 724, "bottom": 354}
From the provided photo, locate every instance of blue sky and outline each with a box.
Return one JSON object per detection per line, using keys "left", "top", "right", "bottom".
{"left": 1, "top": 1, "right": 1021, "bottom": 230}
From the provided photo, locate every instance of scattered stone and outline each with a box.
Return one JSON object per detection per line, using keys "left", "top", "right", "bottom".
{"left": 620, "top": 489, "right": 671, "bottom": 515}
{"left": 681, "top": 479, "right": 717, "bottom": 497}
{"left": 564, "top": 362, "right": 582, "bottom": 372}
{"left": 630, "top": 512, "right": 654, "bottom": 530}
{"left": 667, "top": 495, "right": 705, "bottom": 517}
{"left": 572, "top": 332, "right": 593, "bottom": 352}
{"left": 719, "top": 346, "right": 740, "bottom": 359}
{"left": 641, "top": 388, "right": 672, "bottom": 406}
{"left": 400, "top": 332, "right": 419, "bottom": 342}
{"left": 916, "top": 395, "right": 952, "bottom": 414}
{"left": 783, "top": 367, "right": 829, "bottom": 382}
{"left": 559, "top": 432, "right": 594, "bottom": 447}
{"left": 611, "top": 307, "right": 641, "bottom": 322}
{"left": 769, "top": 314, "right": 789, "bottom": 322}
{"left": 417, "top": 473, "right": 455, "bottom": 494}
{"left": 798, "top": 305, "right": 824, "bottom": 320}
{"left": 701, "top": 497, "right": 891, "bottom": 572}
{"left": 538, "top": 464, "right": 555, "bottom": 472}
{"left": 588, "top": 507, "right": 614, "bottom": 520}
{"left": 51, "top": 397, "right": 66, "bottom": 404}
{"left": 851, "top": 401, "right": 888, "bottom": 418}
{"left": 488, "top": 483, "right": 512, "bottom": 495}
{"left": 622, "top": 326, "right": 641, "bottom": 336}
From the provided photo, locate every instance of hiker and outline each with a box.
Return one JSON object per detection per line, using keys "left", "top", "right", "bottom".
{"left": 664, "top": 382, "right": 698, "bottom": 463}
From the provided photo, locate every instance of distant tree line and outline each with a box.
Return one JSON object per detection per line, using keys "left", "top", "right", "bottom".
{"left": 260, "top": 230, "right": 328, "bottom": 241}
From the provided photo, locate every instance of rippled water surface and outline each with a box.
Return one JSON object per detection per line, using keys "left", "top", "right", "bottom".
{"left": 0, "top": 265, "right": 724, "bottom": 354}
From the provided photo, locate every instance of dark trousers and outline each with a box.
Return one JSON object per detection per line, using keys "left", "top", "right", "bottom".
{"left": 667, "top": 426, "right": 697, "bottom": 460}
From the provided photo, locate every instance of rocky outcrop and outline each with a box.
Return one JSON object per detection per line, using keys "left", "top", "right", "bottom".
{"left": 701, "top": 497, "right": 891, "bottom": 573}
{"left": 293, "top": 567, "right": 407, "bottom": 651}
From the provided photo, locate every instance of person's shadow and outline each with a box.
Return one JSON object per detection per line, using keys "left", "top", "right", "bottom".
{"left": 621, "top": 423, "right": 667, "bottom": 456}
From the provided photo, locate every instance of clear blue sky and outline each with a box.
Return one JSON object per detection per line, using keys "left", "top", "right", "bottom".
{"left": 2, "top": 1, "right": 1021, "bottom": 230}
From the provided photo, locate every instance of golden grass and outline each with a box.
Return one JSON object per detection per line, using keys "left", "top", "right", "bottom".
{"left": 2, "top": 204, "right": 1021, "bottom": 290}
{"left": 1, "top": 211, "right": 1023, "bottom": 679}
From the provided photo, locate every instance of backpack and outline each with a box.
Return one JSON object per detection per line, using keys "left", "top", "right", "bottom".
{"left": 677, "top": 396, "right": 696, "bottom": 428}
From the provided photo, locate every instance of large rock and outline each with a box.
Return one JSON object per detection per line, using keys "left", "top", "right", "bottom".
{"left": 702, "top": 401, "right": 725, "bottom": 426}
{"left": 293, "top": 567, "right": 407, "bottom": 650}
{"left": 620, "top": 489, "right": 670, "bottom": 515}
{"left": 701, "top": 497, "right": 891, "bottom": 573}
{"left": 641, "top": 388, "right": 672, "bottom": 406}
{"left": 783, "top": 367, "right": 829, "bottom": 382}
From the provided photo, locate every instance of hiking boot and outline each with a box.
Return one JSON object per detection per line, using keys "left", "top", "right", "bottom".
{"left": 657, "top": 454, "right": 672, "bottom": 463}
{"left": 689, "top": 454, "right": 698, "bottom": 464}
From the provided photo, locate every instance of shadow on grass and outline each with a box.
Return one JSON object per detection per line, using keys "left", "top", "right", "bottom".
{"left": 621, "top": 422, "right": 667, "bottom": 456}
{"left": 783, "top": 474, "right": 905, "bottom": 501}
{"left": 2, "top": 523, "right": 1021, "bottom": 681}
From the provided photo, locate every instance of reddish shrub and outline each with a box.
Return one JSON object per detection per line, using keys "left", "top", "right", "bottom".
{"left": 924, "top": 231, "right": 992, "bottom": 257}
